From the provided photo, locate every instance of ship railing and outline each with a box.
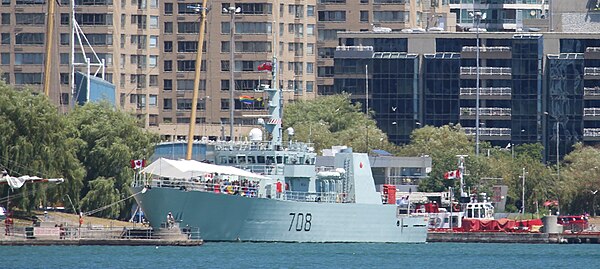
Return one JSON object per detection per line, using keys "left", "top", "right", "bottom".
{"left": 212, "top": 140, "right": 314, "bottom": 152}
{"left": 283, "top": 191, "right": 340, "bottom": 203}
{"left": 234, "top": 164, "right": 283, "bottom": 176}
{"left": 150, "top": 178, "right": 260, "bottom": 197}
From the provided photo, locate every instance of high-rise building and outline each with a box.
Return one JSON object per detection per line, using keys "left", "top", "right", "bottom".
{"left": 449, "top": 0, "right": 549, "bottom": 32}
{"left": 333, "top": 30, "right": 600, "bottom": 162}
{"left": 316, "top": 0, "right": 456, "bottom": 95}
{"left": 0, "top": 0, "right": 322, "bottom": 142}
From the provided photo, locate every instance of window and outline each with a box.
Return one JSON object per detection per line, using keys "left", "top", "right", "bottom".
{"left": 149, "top": 75, "right": 158, "bottom": 86}
{"left": 60, "top": 73, "right": 69, "bottom": 84}
{"left": 1, "top": 33, "right": 9, "bottom": 44}
{"left": 307, "top": 5, "right": 315, "bottom": 17}
{"left": 15, "top": 73, "right": 43, "bottom": 85}
{"left": 60, "top": 93, "right": 69, "bottom": 105}
{"left": 1, "top": 13, "right": 10, "bottom": 25}
{"left": 60, "top": 33, "right": 69, "bottom": 45}
{"left": 306, "top": 81, "right": 314, "bottom": 92}
{"left": 76, "top": 13, "right": 112, "bottom": 25}
{"left": 307, "top": 24, "right": 315, "bottom": 36}
{"left": 221, "top": 80, "right": 230, "bottom": 91}
{"left": 130, "top": 14, "right": 146, "bottom": 29}
{"left": 163, "top": 98, "right": 172, "bottom": 110}
{"left": 164, "top": 22, "right": 173, "bottom": 33}
{"left": 360, "top": 11, "right": 369, "bottom": 22}
{"left": 221, "top": 99, "right": 230, "bottom": 110}
{"left": 149, "top": 16, "right": 158, "bottom": 28}
{"left": 307, "top": 63, "right": 314, "bottom": 74}
{"left": 149, "top": 55, "right": 158, "bottom": 68}
{"left": 163, "top": 79, "right": 173, "bottom": 91}
{"left": 149, "top": 95, "right": 157, "bottom": 106}
{"left": 235, "top": 41, "right": 272, "bottom": 53}
{"left": 288, "top": 5, "right": 303, "bottom": 18}
{"left": 164, "top": 60, "right": 172, "bottom": 71}
{"left": 373, "top": 11, "right": 409, "bottom": 22}
{"left": 177, "top": 60, "right": 195, "bottom": 71}
{"left": 15, "top": 53, "right": 44, "bottom": 64}
{"left": 307, "top": 43, "right": 315, "bottom": 55}
{"left": 318, "top": 11, "right": 346, "bottom": 22}
{"left": 221, "top": 60, "right": 230, "bottom": 71}
{"left": 15, "top": 33, "right": 44, "bottom": 45}
{"left": 149, "top": 35, "right": 158, "bottom": 48}
{"left": 177, "top": 41, "right": 199, "bottom": 53}
{"left": 164, "top": 3, "right": 173, "bottom": 14}
{"left": 318, "top": 30, "right": 342, "bottom": 41}
{"left": 61, "top": 13, "right": 69, "bottom": 25}
{"left": 238, "top": 3, "right": 272, "bottom": 15}
{"left": 221, "top": 22, "right": 230, "bottom": 34}
{"left": 16, "top": 13, "right": 45, "bottom": 25}
{"left": 177, "top": 79, "right": 206, "bottom": 91}
{"left": 164, "top": 41, "right": 173, "bottom": 52}
{"left": 1, "top": 53, "right": 9, "bottom": 64}
{"left": 221, "top": 41, "right": 230, "bottom": 53}
{"left": 178, "top": 22, "right": 199, "bottom": 33}
{"left": 236, "top": 22, "right": 272, "bottom": 34}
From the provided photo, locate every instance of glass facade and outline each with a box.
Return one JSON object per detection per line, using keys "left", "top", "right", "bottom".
{"left": 423, "top": 53, "right": 461, "bottom": 127}
{"left": 546, "top": 54, "right": 584, "bottom": 163}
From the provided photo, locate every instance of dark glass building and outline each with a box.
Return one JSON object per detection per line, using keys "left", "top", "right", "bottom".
{"left": 332, "top": 32, "right": 600, "bottom": 162}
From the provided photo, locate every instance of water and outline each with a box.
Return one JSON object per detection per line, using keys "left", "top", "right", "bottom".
{"left": 2, "top": 242, "right": 598, "bottom": 268}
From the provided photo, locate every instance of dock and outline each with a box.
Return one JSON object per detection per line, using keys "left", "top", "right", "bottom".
{"left": 427, "top": 232, "right": 600, "bottom": 244}
{"left": 0, "top": 238, "right": 202, "bottom": 246}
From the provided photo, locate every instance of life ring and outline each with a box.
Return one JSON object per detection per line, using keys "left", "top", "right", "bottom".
{"left": 204, "top": 173, "right": 214, "bottom": 179}
{"left": 453, "top": 204, "right": 461, "bottom": 212}
{"left": 226, "top": 185, "right": 234, "bottom": 194}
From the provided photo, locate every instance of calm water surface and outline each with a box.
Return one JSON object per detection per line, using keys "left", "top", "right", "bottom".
{"left": 2, "top": 242, "right": 598, "bottom": 268}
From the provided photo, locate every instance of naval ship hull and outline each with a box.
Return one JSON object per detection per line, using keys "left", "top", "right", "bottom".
{"left": 133, "top": 187, "right": 427, "bottom": 243}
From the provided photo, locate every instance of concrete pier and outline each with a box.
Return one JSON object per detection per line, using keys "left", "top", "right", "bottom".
{"left": 428, "top": 231, "right": 600, "bottom": 244}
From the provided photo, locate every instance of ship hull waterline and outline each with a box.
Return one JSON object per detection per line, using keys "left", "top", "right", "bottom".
{"left": 133, "top": 187, "right": 428, "bottom": 243}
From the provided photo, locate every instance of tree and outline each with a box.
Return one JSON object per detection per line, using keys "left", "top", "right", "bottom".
{"left": 0, "top": 82, "right": 85, "bottom": 211}
{"left": 66, "top": 102, "right": 159, "bottom": 218}
{"left": 79, "top": 177, "right": 122, "bottom": 219}
{"left": 283, "top": 94, "right": 396, "bottom": 153}
{"left": 560, "top": 143, "right": 600, "bottom": 215}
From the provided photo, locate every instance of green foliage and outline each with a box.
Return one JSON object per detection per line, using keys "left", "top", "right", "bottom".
{"left": 80, "top": 177, "right": 121, "bottom": 219}
{"left": 0, "top": 83, "right": 158, "bottom": 219}
{"left": 283, "top": 94, "right": 396, "bottom": 153}
{"left": 66, "top": 102, "right": 159, "bottom": 218}
{"left": 0, "top": 82, "right": 85, "bottom": 211}
{"left": 560, "top": 143, "right": 600, "bottom": 215}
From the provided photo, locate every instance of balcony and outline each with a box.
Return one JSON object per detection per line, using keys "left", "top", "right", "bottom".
{"left": 585, "top": 47, "right": 600, "bottom": 59}
{"left": 584, "top": 108, "right": 600, "bottom": 117}
{"left": 460, "top": 87, "right": 511, "bottom": 97}
{"left": 584, "top": 128, "right": 600, "bottom": 137}
{"left": 460, "top": 107, "right": 511, "bottom": 117}
{"left": 462, "top": 127, "right": 511, "bottom": 137}
{"left": 461, "top": 46, "right": 512, "bottom": 59}
{"left": 460, "top": 67, "right": 512, "bottom": 77}
{"left": 584, "top": 67, "right": 600, "bottom": 76}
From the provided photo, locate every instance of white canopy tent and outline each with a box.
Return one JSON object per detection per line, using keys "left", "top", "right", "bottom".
{"left": 141, "top": 158, "right": 269, "bottom": 180}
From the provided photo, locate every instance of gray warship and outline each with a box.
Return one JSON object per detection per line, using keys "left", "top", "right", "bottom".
{"left": 131, "top": 79, "right": 427, "bottom": 242}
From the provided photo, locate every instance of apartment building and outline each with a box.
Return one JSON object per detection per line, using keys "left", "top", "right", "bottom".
{"left": 0, "top": 0, "right": 319, "bottom": 141}
{"left": 333, "top": 31, "right": 600, "bottom": 162}
{"left": 316, "top": 0, "right": 456, "bottom": 95}
{"left": 449, "top": 0, "right": 549, "bottom": 31}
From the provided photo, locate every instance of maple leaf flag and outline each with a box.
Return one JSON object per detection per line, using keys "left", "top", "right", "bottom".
{"left": 257, "top": 62, "right": 273, "bottom": 71}
{"left": 443, "top": 169, "right": 461, "bottom": 180}
{"left": 130, "top": 159, "right": 146, "bottom": 169}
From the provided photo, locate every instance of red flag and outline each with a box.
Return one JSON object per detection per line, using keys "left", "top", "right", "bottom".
{"left": 443, "top": 169, "right": 461, "bottom": 180}
{"left": 130, "top": 159, "right": 146, "bottom": 169}
{"left": 257, "top": 62, "right": 272, "bottom": 71}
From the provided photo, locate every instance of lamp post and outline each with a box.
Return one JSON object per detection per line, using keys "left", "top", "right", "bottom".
{"left": 470, "top": 11, "right": 484, "bottom": 156}
{"left": 224, "top": 6, "right": 241, "bottom": 141}
{"left": 522, "top": 167, "right": 526, "bottom": 215}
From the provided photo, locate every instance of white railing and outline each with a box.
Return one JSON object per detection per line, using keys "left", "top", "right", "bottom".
{"left": 462, "top": 46, "right": 511, "bottom": 52}
{"left": 584, "top": 108, "right": 600, "bottom": 116}
{"left": 585, "top": 67, "right": 600, "bottom": 76}
{"left": 283, "top": 191, "right": 340, "bottom": 203}
{"left": 335, "top": 45, "right": 374, "bottom": 51}
{"left": 460, "top": 107, "right": 512, "bottom": 116}
{"left": 584, "top": 128, "right": 600, "bottom": 137}
{"left": 460, "top": 67, "right": 512, "bottom": 76}
{"left": 586, "top": 47, "right": 600, "bottom": 52}
{"left": 460, "top": 87, "right": 512, "bottom": 96}
{"left": 585, "top": 87, "right": 600, "bottom": 96}
{"left": 462, "top": 127, "right": 512, "bottom": 136}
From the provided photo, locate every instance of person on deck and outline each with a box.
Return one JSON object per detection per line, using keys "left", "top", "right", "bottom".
{"left": 167, "top": 211, "right": 175, "bottom": 229}
{"left": 275, "top": 180, "right": 283, "bottom": 199}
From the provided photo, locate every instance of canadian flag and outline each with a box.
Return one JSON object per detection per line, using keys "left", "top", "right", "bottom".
{"left": 443, "top": 169, "right": 461, "bottom": 180}
{"left": 130, "top": 159, "right": 146, "bottom": 169}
